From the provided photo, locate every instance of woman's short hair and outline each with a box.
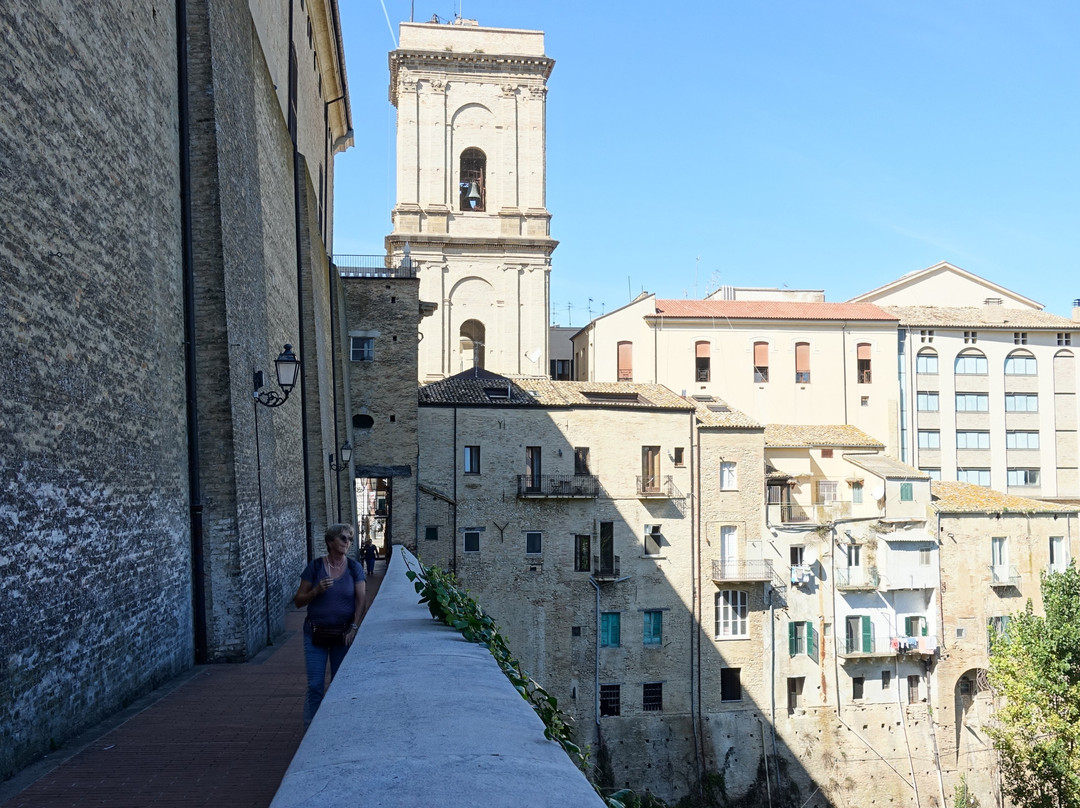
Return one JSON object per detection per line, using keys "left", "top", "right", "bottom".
{"left": 325, "top": 523, "right": 352, "bottom": 544}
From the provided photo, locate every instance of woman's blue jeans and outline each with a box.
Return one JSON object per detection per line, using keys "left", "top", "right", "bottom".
{"left": 303, "top": 628, "right": 350, "bottom": 727}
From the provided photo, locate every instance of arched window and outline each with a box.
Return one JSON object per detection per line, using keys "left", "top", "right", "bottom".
{"left": 459, "top": 148, "right": 486, "bottom": 211}
{"left": 1004, "top": 351, "right": 1037, "bottom": 376}
{"left": 955, "top": 350, "right": 988, "bottom": 375}
{"left": 695, "top": 341, "right": 711, "bottom": 382}
{"left": 459, "top": 320, "right": 486, "bottom": 371}
{"left": 353, "top": 413, "right": 375, "bottom": 430}
{"left": 915, "top": 349, "right": 938, "bottom": 375}
{"left": 617, "top": 341, "right": 633, "bottom": 381}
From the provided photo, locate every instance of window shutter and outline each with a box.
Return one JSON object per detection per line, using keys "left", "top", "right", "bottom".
{"left": 696, "top": 341, "right": 710, "bottom": 358}
{"left": 857, "top": 343, "right": 871, "bottom": 361}
{"left": 754, "top": 342, "right": 769, "bottom": 366}
{"left": 807, "top": 622, "right": 817, "bottom": 659}
{"left": 862, "top": 616, "right": 873, "bottom": 653}
{"left": 904, "top": 616, "right": 914, "bottom": 637}
{"left": 788, "top": 622, "right": 798, "bottom": 656}
{"left": 795, "top": 342, "right": 810, "bottom": 372}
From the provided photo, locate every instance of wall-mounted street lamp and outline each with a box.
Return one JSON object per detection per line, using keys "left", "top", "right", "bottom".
{"left": 253, "top": 344, "right": 301, "bottom": 407}
{"left": 328, "top": 441, "right": 352, "bottom": 471}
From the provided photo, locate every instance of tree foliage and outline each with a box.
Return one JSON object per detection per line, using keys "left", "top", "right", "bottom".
{"left": 987, "top": 564, "right": 1080, "bottom": 808}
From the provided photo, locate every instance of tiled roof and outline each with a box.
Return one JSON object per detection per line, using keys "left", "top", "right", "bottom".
{"left": 651, "top": 300, "right": 899, "bottom": 322}
{"left": 844, "top": 454, "right": 929, "bottom": 480}
{"left": 764, "top": 424, "right": 884, "bottom": 448}
{"left": 930, "top": 480, "right": 1078, "bottom": 514}
{"left": 418, "top": 370, "right": 693, "bottom": 410}
{"left": 886, "top": 305, "right": 1076, "bottom": 329}
{"left": 691, "top": 397, "right": 762, "bottom": 429}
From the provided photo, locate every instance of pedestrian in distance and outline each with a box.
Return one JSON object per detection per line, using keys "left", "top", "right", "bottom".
{"left": 363, "top": 538, "right": 377, "bottom": 576}
{"left": 293, "top": 523, "right": 366, "bottom": 726}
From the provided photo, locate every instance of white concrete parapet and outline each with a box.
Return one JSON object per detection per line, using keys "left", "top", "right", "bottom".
{"left": 270, "top": 545, "right": 605, "bottom": 808}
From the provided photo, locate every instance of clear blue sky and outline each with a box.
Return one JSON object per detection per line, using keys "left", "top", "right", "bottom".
{"left": 333, "top": 1, "right": 1079, "bottom": 326}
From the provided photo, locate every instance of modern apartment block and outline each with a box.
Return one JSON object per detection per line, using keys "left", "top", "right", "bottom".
{"left": 852, "top": 262, "right": 1080, "bottom": 499}
{"left": 386, "top": 20, "right": 557, "bottom": 381}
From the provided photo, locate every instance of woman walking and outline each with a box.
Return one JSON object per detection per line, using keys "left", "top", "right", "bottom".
{"left": 293, "top": 523, "right": 367, "bottom": 726}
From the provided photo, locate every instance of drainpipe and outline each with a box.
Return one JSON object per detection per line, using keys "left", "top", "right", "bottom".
{"left": 175, "top": 0, "right": 207, "bottom": 663}
{"left": 690, "top": 410, "right": 703, "bottom": 784}
{"left": 589, "top": 576, "right": 601, "bottom": 729}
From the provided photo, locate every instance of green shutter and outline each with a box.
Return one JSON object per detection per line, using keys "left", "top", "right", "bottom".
{"left": 904, "top": 616, "right": 914, "bottom": 637}
{"left": 788, "top": 622, "right": 798, "bottom": 656}
{"left": 807, "top": 622, "right": 817, "bottom": 658}
{"left": 922, "top": 622, "right": 928, "bottom": 637}
{"left": 900, "top": 482, "right": 913, "bottom": 501}
{"left": 862, "top": 616, "right": 873, "bottom": 653}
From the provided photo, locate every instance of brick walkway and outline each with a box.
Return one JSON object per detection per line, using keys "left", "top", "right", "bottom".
{"left": 1, "top": 559, "right": 386, "bottom": 808}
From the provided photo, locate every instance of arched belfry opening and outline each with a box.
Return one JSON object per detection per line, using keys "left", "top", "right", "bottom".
{"left": 459, "top": 148, "right": 486, "bottom": 211}
{"left": 459, "top": 319, "right": 486, "bottom": 371}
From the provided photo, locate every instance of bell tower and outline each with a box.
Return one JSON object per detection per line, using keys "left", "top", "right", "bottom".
{"left": 388, "top": 19, "right": 557, "bottom": 380}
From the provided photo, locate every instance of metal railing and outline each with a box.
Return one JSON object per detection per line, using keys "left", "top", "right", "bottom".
{"left": 333, "top": 254, "right": 417, "bottom": 279}
{"left": 768, "top": 501, "right": 852, "bottom": 525}
{"left": 989, "top": 564, "right": 1021, "bottom": 588}
{"left": 711, "top": 559, "right": 775, "bottom": 582}
{"left": 593, "top": 555, "right": 621, "bottom": 580}
{"left": 841, "top": 636, "right": 892, "bottom": 656}
{"left": 517, "top": 474, "right": 600, "bottom": 498}
{"left": 834, "top": 566, "right": 880, "bottom": 590}
{"left": 636, "top": 475, "right": 681, "bottom": 498}
{"left": 890, "top": 635, "right": 939, "bottom": 655}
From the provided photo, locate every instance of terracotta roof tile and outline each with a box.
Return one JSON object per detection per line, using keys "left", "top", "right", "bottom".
{"left": 419, "top": 371, "right": 693, "bottom": 410}
{"left": 764, "top": 424, "right": 884, "bottom": 448}
{"left": 930, "top": 480, "right": 1077, "bottom": 514}
{"left": 886, "top": 305, "right": 1076, "bottom": 329}
{"left": 652, "top": 300, "right": 899, "bottom": 322}
{"left": 690, "top": 397, "right": 762, "bottom": 429}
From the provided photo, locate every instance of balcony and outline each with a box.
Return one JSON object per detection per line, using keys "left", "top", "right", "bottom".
{"left": 592, "top": 555, "right": 621, "bottom": 581}
{"left": 989, "top": 565, "right": 1021, "bottom": 588}
{"left": 711, "top": 559, "right": 775, "bottom": 583}
{"left": 835, "top": 566, "right": 880, "bottom": 590}
{"left": 517, "top": 474, "right": 600, "bottom": 498}
{"left": 890, "top": 635, "right": 939, "bottom": 656}
{"left": 768, "top": 501, "right": 852, "bottom": 525}
{"left": 332, "top": 254, "right": 417, "bottom": 279}
{"left": 839, "top": 637, "right": 895, "bottom": 659}
{"left": 636, "top": 475, "right": 682, "bottom": 499}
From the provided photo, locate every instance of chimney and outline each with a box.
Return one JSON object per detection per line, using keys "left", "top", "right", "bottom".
{"left": 1073, "top": 299, "right": 1080, "bottom": 322}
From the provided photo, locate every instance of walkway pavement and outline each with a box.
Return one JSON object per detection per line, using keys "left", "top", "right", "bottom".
{"left": 0, "top": 558, "right": 387, "bottom": 808}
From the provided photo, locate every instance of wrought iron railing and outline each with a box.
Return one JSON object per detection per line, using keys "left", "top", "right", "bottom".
{"left": 593, "top": 555, "right": 621, "bottom": 580}
{"left": 636, "top": 475, "right": 681, "bottom": 498}
{"left": 989, "top": 565, "right": 1021, "bottom": 587}
{"left": 711, "top": 559, "right": 774, "bottom": 582}
{"left": 333, "top": 254, "right": 417, "bottom": 279}
{"left": 517, "top": 474, "right": 600, "bottom": 498}
{"left": 834, "top": 566, "right": 880, "bottom": 590}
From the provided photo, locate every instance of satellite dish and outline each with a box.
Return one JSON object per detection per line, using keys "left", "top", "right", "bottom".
{"left": 525, "top": 348, "right": 541, "bottom": 364}
{"left": 871, "top": 486, "right": 885, "bottom": 501}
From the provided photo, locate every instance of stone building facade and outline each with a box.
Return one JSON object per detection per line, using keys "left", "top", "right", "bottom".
{"left": 387, "top": 21, "right": 557, "bottom": 381}
{"left": 1, "top": 0, "right": 354, "bottom": 777}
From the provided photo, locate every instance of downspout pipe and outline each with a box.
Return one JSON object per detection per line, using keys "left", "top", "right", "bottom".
{"left": 176, "top": 0, "right": 207, "bottom": 664}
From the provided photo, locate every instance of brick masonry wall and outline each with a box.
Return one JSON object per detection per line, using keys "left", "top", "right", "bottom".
{"left": 0, "top": 1, "right": 191, "bottom": 776}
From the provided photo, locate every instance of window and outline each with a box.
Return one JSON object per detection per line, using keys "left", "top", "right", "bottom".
{"left": 574, "top": 534, "right": 591, "bottom": 572}
{"left": 845, "top": 615, "right": 873, "bottom": 654}
{"left": 788, "top": 621, "right": 817, "bottom": 658}
{"left": 601, "top": 612, "right": 621, "bottom": 647}
{"left": 821, "top": 448, "right": 834, "bottom": 459}
{"left": 1005, "top": 393, "right": 1038, "bottom": 412}
{"left": 599, "top": 684, "right": 621, "bottom": 717}
{"left": 753, "top": 341, "right": 769, "bottom": 383}
{"left": 916, "top": 352, "right": 938, "bottom": 374}
{"left": 463, "top": 531, "right": 480, "bottom": 553}
{"left": 904, "top": 616, "right": 927, "bottom": 637}
{"left": 673, "top": 447, "right": 685, "bottom": 467}
{"left": 790, "top": 545, "right": 805, "bottom": 567}
{"left": 696, "top": 341, "right": 711, "bottom": 382}
{"left": 525, "top": 446, "right": 542, "bottom": 490}
{"left": 964, "top": 331, "right": 978, "bottom": 344}
{"left": 1007, "top": 468, "right": 1039, "bottom": 487}
{"left": 882, "top": 670, "right": 891, "bottom": 690}
{"left": 989, "top": 615, "right": 1010, "bottom": 648}
{"left": 1006, "top": 431, "right": 1040, "bottom": 450}
{"left": 641, "top": 445, "right": 661, "bottom": 492}
{"left": 526, "top": 531, "right": 542, "bottom": 554}
{"left": 644, "top": 524, "right": 663, "bottom": 556}
{"left": 958, "top": 468, "right": 991, "bottom": 485}
{"left": 920, "top": 329, "right": 934, "bottom": 343}
{"left": 852, "top": 676, "right": 865, "bottom": 701}
{"left": 857, "top": 343, "right": 871, "bottom": 383}
{"left": 921, "top": 468, "right": 941, "bottom": 480}
{"left": 957, "top": 431, "right": 991, "bottom": 449}
{"left": 1058, "top": 332, "right": 1072, "bottom": 346}
{"left": 919, "top": 548, "right": 932, "bottom": 566}
{"left": 462, "top": 445, "right": 482, "bottom": 475}
{"left": 817, "top": 480, "right": 838, "bottom": 504}
{"left": 955, "top": 353, "right": 988, "bottom": 374}
{"left": 425, "top": 526, "right": 439, "bottom": 541}
{"left": 917, "top": 391, "right": 940, "bottom": 412}
{"left": 458, "top": 147, "right": 486, "bottom": 210}
{"left": 353, "top": 413, "right": 375, "bottom": 430}
{"left": 715, "top": 590, "right": 749, "bottom": 638}
{"left": 720, "top": 668, "right": 742, "bottom": 702}
{"left": 852, "top": 481, "right": 863, "bottom": 504}
{"left": 847, "top": 544, "right": 861, "bottom": 568}
{"left": 720, "top": 461, "right": 737, "bottom": 490}
{"left": 574, "top": 447, "right": 590, "bottom": 475}
{"left": 1013, "top": 332, "right": 1028, "bottom": 345}
{"left": 917, "top": 430, "right": 940, "bottom": 449}
{"left": 787, "top": 677, "right": 804, "bottom": 713}
{"left": 642, "top": 682, "right": 663, "bottom": 712}
{"left": 956, "top": 393, "right": 989, "bottom": 412}
{"left": 992, "top": 537, "right": 1008, "bottom": 568}
{"left": 643, "top": 611, "right": 663, "bottom": 645}
{"left": 860, "top": 396, "right": 869, "bottom": 407}
{"left": 795, "top": 342, "right": 811, "bottom": 383}
{"left": 617, "top": 341, "right": 633, "bottom": 382}
{"left": 900, "top": 482, "right": 913, "bottom": 501}
{"left": 908, "top": 675, "right": 921, "bottom": 703}
{"left": 1005, "top": 354, "right": 1037, "bottom": 375}
{"left": 350, "top": 336, "right": 374, "bottom": 361}
{"left": 460, "top": 320, "right": 486, "bottom": 370}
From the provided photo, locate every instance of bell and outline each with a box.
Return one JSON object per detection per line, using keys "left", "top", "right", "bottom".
{"left": 467, "top": 181, "right": 481, "bottom": 202}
